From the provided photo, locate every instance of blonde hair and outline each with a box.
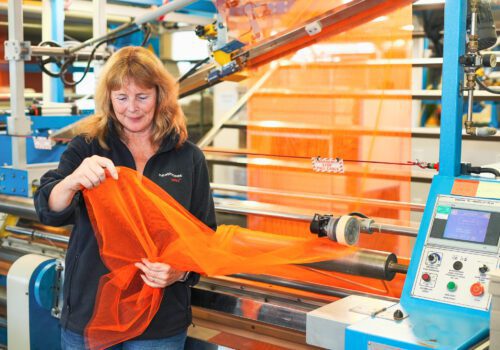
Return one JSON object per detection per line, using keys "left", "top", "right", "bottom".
{"left": 78, "top": 46, "right": 187, "bottom": 149}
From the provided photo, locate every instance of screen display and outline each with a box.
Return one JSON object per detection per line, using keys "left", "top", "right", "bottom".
{"left": 443, "top": 209, "right": 490, "bottom": 243}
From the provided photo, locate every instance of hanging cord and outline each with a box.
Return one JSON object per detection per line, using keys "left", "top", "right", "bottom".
{"left": 461, "top": 163, "right": 500, "bottom": 177}
{"left": 36, "top": 24, "right": 150, "bottom": 87}
{"left": 61, "top": 26, "right": 145, "bottom": 87}
{"left": 36, "top": 40, "right": 65, "bottom": 78}
{"left": 476, "top": 76, "right": 500, "bottom": 94}
{"left": 177, "top": 57, "right": 210, "bottom": 83}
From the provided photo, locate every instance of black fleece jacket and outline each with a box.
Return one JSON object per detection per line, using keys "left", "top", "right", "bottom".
{"left": 34, "top": 127, "right": 216, "bottom": 339}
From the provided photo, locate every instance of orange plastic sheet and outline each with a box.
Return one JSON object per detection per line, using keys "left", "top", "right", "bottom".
{"left": 213, "top": 0, "right": 414, "bottom": 297}
{"left": 83, "top": 167, "right": 354, "bottom": 349}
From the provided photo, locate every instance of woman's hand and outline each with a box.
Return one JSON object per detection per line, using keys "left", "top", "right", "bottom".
{"left": 49, "top": 156, "right": 118, "bottom": 212}
{"left": 64, "top": 155, "right": 118, "bottom": 192}
{"left": 135, "top": 258, "right": 186, "bottom": 288}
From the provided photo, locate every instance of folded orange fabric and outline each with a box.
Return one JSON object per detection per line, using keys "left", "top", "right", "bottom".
{"left": 83, "top": 166, "right": 354, "bottom": 349}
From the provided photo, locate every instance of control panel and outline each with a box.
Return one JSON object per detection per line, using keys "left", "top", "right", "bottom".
{"left": 411, "top": 195, "right": 500, "bottom": 310}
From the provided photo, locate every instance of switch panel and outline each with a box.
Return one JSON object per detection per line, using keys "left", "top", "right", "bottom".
{"left": 411, "top": 195, "right": 500, "bottom": 311}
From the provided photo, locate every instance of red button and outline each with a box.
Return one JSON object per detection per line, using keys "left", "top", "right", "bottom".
{"left": 422, "top": 273, "right": 431, "bottom": 282}
{"left": 470, "top": 282, "right": 484, "bottom": 297}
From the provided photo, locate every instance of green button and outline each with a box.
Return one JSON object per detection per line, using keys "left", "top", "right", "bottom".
{"left": 437, "top": 206, "right": 451, "bottom": 214}
{"left": 447, "top": 281, "right": 457, "bottom": 292}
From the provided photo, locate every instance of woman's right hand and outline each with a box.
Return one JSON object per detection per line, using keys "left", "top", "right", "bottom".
{"left": 64, "top": 156, "right": 119, "bottom": 192}
{"left": 48, "top": 156, "right": 118, "bottom": 212}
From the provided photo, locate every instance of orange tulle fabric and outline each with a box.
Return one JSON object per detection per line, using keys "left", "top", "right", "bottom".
{"left": 82, "top": 167, "right": 354, "bottom": 349}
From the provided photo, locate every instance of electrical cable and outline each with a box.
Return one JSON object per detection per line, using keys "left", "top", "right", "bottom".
{"left": 141, "top": 24, "right": 152, "bottom": 47}
{"left": 36, "top": 40, "right": 64, "bottom": 78}
{"left": 177, "top": 57, "right": 210, "bottom": 83}
{"left": 61, "top": 26, "right": 144, "bottom": 86}
{"left": 462, "top": 163, "right": 500, "bottom": 177}
{"left": 36, "top": 24, "right": 150, "bottom": 87}
{"left": 476, "top": 76, "right": 500, "bottom": 94}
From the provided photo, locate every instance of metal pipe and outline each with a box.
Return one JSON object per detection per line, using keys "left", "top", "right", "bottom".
{"left": 0, "top": 194, "right": 418, "bottom": 238}
{"left": 0, "top": 196, "right": 38, "bottom": 221}
{"left": 367, "top": 223, "right": 419, "bottom": 237}
{"left": 300, "top": 249, "right": 399, "bottom": 281}
{"left": 215, "top": 199, "right": 419, "bottom": 237}
{"left": 388, "top": 261, "right": 409, "bottom": 274}
{"left": 31, "top": 46, "right": 109, "bottom": 60}
{"left": 212, "top": 183, "right": 425, "bottom": 212}
{"left": 5, "top": 226, "right": 69, "bottom": 244}
{"left": 231, "top": 274, "right": 399, "bottom": 301}
{"left": 67, "top": 0, "right": 196, "bottom": 54}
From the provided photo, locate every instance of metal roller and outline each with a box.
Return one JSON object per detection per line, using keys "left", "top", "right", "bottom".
{"left": 300, "top": 248, "right": 400, "bottom": 281}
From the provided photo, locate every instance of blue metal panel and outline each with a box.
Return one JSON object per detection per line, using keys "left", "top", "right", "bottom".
{"left": 0, "top": 167, "right": 29, "bottom": 196}
{"left": 439, "top": 0, "right": 466, "bottom": 177}
{"left": 0, "top": 136, "right": 12, "bottom": 165}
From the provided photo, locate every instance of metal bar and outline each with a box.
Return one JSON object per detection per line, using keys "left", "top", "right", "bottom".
{"left": 252, "top": 88, "right": 500, "bottom": 101}
{"left": 6, "top": 0, "right": 29, "bottom": 168}
{"left": 238, "top": 0, "right": 414, "bottom": 68}
{"left": 5, "top": 225, "right": 69, "bottom": 244}
{"left": 300, "top": 249, "right": 399, "bottom": 281}
{"left": 439, "top": 1, "right": 466, "bottom": 176}
{"left": 31, "top": 46, "right": 109, "bottom": 60}
{"left": 231, "top": 274, "right": 399, "bottom": 301}
{"left": 368, "top": 223, "right": 419, "bottom": 237}
{"left": 197, "top": 66, "right": 276, "bottom": 149}
{"left": 0, "top": 199, "right": 38, "bottom": 221}
{"left": 211, "top": 183, "right": 425, "bottom": 212}
{"left": 388, "top": 261, "right": 409, "bottom": 274}
{"left": 214, "top": 198, "right": 419, "bottom": 237}
{"left": 0, "top": 195, "right": 418, "bottom": 238}
{"left": 68, "top": 0, "right": 196, "bottom": 54}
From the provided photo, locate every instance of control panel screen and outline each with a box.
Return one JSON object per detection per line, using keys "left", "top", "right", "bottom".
{"left": 430, "top": 205, "right": 500, "bottom": 246}
{"left": 443, "top": 209, "right": 490, "bottom": 243}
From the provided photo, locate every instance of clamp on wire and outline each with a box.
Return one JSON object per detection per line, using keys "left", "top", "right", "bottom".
{"left": 414, "top": 159, "right": 439, "bottom": 171}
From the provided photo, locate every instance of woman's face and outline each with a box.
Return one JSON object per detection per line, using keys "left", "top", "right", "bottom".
{"left": 111, "top": 78, "right": 157, "bottom": 137}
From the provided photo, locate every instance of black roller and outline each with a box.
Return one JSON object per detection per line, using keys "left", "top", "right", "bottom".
{"left": 300, "top": 248, "right": 400, "bottom": 281}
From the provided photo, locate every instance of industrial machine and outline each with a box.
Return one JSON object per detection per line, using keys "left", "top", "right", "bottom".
{"left": 0, "top": 0, "right": 498, "bottom": 349}
{"left": 306, "top": 1, "right": 500, "bottom": 349}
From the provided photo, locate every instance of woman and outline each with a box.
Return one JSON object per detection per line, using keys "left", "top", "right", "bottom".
{"left": 34, "top": 46, "right": 216, "bottom": 349}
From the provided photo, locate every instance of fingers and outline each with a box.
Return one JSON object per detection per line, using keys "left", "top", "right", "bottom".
{"left": 135, "top": 260, "right": 185, "bottom": 288}
{"left": 94, "top": 156, "right": 119, "bottom": 180}
{"left": 140, "top": 274, "right": 164, "bottom": 288}
{"left": 135, "top": 262, "right": 167, "bottom": 285}
{"left": 69, "top": 156, "right": 118, "bottom": 191}
{"left": 141, "top": 258, "right": 172, "bottom": 272}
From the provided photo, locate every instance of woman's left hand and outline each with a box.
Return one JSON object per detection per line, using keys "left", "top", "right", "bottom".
{"left": 135, "top": 258, "right": 186, "bottom": 288}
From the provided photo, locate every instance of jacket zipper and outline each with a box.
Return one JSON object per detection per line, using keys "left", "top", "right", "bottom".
{"left": 64, "top": 253, "right": 79, "bottom": 328}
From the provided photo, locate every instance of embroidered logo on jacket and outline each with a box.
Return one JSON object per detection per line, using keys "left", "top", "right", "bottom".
{"left": 159, "top": 172, "right": 183, "bottom": 183}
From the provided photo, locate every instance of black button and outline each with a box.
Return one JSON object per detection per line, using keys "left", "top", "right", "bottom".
{"left": 393, "top": 309, "right": 404, "bottom": 320}
{"left": 453, "top": 261, "right": 463, "bottom": 271}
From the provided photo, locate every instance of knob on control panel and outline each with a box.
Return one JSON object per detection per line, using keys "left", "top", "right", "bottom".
{"left": 422, "top": 273, "right": 431, "bottom": 282}
{"left": 427, "top": 253, "right": 441, "bottom": 264}
{"left": 393, "top": 309, "right": 404, "bottom": 320}
{"left": 453, "top": 261, "right": 463, "bottom": 271}
{"left": 479, "top": 265, "right": 489, "bottom": 274}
